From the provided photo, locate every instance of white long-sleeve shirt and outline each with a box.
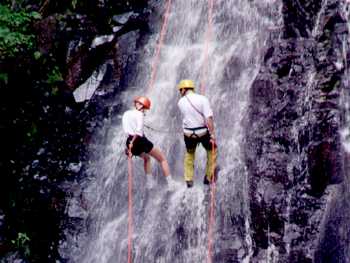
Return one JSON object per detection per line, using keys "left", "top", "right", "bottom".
{"left": 122, "top": 109, "right": 144, "bottom": 136}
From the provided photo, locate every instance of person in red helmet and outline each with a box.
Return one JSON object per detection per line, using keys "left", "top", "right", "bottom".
{"left": 122, "top": 96, "right": 171, "bottom": 179}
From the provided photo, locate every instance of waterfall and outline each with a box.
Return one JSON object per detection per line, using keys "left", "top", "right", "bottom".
{"left": 65, "top": 0, "right": 281, "bottom": 262}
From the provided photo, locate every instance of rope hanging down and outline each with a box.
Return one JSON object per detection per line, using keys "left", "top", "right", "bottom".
{"left": 207, "top": 140, "right": 217, "bottom": 263}
{"left": 201, "top": 0, "right": 216, "bottom": 263}
{"left": 127, "top": 0, "right": 173, "bottom": 262}
{"left": 127, "top": 153, "right": 134, "bottom": 263}
{"left": 147, "top": 0, "right": 173, "bottom": 93}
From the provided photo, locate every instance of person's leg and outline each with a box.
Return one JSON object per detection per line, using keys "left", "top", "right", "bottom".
{"left": 201, "top": 133, "right": 217, "bottom": 182}
{"left": 140, "top": 153, "right": 151, "bottom": 175}
{"left": 184, "top": 136, "right": 198, "bottom": 186}
{"left": 184, "top": 148, "right": 195, "bottom": 183}
{"left": 205, "top": 148, "right": 217, "bottom": 182}
{"left": 148, "top": 147, "right": 171, "bottom": 177}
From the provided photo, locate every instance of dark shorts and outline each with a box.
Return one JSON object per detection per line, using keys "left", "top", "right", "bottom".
{"left": 126, "top": 135, "right": 154, "bottom": 156}
{"left": 184, "top": 131, "right": 214, "bottom": 152}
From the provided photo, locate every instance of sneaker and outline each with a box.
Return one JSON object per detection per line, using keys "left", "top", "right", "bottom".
{"left": 186, "top": 181, "right": 194, "bottom": 188}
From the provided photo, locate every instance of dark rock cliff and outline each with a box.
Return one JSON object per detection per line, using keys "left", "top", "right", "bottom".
{"left": 245, "top": 0, "right": 348, "bottom": 262}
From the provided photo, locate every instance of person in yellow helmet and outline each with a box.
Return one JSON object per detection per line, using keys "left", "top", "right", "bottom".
{"left": 122, "top": 96, "right": 172, "bottom": 181}
{"left": 177, "top": 80, "right": 217, "bottom": 188}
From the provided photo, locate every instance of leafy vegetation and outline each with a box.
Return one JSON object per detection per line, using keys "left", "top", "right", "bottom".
{"left": 46, "top": 65, "right": 63, "bottom": 84}
{"left": 0, "top": 72, "right": 8, "bottom": 84}
{"left": 0, "top": 4, "right": 41, "bottom": 59}
{"left": 11, "top": 232, "right": 31, "bottom": 257}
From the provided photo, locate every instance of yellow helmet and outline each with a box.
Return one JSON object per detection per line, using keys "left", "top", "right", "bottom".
{"left": 177, "top": 79, "right": 195, "bottom": 90}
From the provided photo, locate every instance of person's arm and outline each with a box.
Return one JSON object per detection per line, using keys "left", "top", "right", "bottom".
{"left": 128, "top": 135, "right": 139, "bottom": 156}
{"left": 202, "top": 97, "right": 215, "bottom": 140}
{"left": 206, "top": 116, "right": 215, "bottom": 140}
{"left": 130, "top": 134, "right": 139, "bottom": 146}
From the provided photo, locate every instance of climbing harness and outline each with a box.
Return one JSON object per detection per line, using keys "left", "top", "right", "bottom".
{"left": 184, "top": 126, "right": 209, "bottom": 138}
{"left": 183, "top": 95, "right": 213, "bottom": 138}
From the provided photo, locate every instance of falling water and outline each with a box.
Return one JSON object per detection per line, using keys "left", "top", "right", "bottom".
{"left": 65, "top": 0, "right": 281, "bottom": 262}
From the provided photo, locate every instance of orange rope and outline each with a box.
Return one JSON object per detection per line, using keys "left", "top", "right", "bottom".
{"left": 207, "top": 141, "right": 217, "bottom": 263}
{"left": 127, "top": 153, "right": 133, "bottom": 263}
{"left": 203, "top": 0, "right": 216, "bottom": 262}
{"left": 146, "top": 0, "right": 173, "bottom": 93}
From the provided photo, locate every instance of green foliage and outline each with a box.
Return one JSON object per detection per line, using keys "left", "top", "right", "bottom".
{"left": 0, "top": 72, "right": 8, "bottom": 84}
{"left": 72, "top": 0, "right": 78, "bottom": 10}
{"left": 26, "top": 122, "right": 38, "bottom": 139}
{"left": 11, "top": 232, "right": 31, "bottom": 257}
{"left": 0, "top": 4, "right": 41, "bottom": 58}
{"left": 51, "top": 86, "right": 59, "bottom": 96}
{"left": 33, "top": 50, "right": 41, "bottom": 60}
{"left": 46, "top": 66, "right": 63, "bottom": 84}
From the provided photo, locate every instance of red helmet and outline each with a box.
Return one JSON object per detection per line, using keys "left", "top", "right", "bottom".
{"left": 134, "top": 96, "right": 151, "bottom": 109}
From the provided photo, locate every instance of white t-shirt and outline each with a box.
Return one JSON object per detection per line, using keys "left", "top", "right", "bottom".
{"left": 177, "top": 92, "right": 213, "bottom": 130}
{"left": 122, "top": 109, "right": 144, "bottom": 136}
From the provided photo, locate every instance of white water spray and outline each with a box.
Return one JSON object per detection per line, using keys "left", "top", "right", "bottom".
{"left": 66, "top": 1, "right": 281, "bottom": 262}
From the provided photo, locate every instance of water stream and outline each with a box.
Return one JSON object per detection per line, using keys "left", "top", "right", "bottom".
{"left": 66, "top": 0, "right": 281, "bottom": 262}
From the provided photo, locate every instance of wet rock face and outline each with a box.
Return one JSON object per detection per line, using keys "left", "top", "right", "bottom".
{"left": 245, "top": 0, "right": 348, "bottom": 261}
{"left": 282, "top": 0, "right": 323, "bottom": 38}
{"left": 314, "top": 154, "right": 350, "bottom": 263}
